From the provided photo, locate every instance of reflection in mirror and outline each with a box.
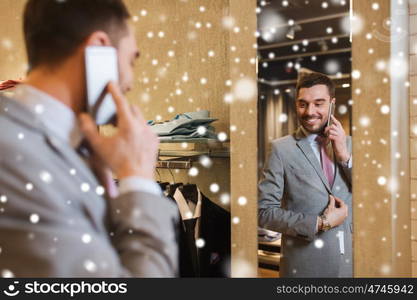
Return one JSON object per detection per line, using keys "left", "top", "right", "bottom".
{"left": 256, "top": 0, "right": 353, "bottom": 278}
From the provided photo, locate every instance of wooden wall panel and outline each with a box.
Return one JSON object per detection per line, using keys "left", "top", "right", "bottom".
{"left": 353, "top": 0, "right": 411, "bottom": 277}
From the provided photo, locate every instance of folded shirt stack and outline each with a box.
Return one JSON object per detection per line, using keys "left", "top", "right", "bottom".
{"left": 258, "top": 227, "right": 281, "bottom": 243}
{"left": 150, "top": 110, "right": 218, "bottom": 141}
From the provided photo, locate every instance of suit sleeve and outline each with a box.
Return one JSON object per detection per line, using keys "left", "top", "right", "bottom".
{"left": 338, "top": 136, "right": 352, "bottom": 185}
{"left": 108, "top": 191, "right": 179, "bottom": 277}
{"left": 258, "top": 144, "right": 318, "bottom": 242}
{"left": 0, "top": 144, "right": 178, "bottom": 277}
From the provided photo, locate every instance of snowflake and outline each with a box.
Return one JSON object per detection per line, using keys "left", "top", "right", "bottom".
{"left": 30, "top": 213, "right": 40, "bottom": 224}
{"left": 84, "top": 260, "right": 97, "bottom": 273}
{"left": 209, "top": 183, "right": 219, "bottom": 193}
{"left": 314, "top": 239, "right": 324, "bottom": 249}
{"left": 217, "top": 132, "right": 228, "bottom": 142}
{"left": 95, "top": 186, "right": 105, "bottom": 196}
{"left": 222, "top": 16, "right": 235, "bottom": 30}
{"left": 232, "top": 78, "right": 256, "bottom": 102}
{"left": 238, "top": 196, "right": 247, "bottom": 206}
{"left": 26, "top": 183, "right": 33, "bottom": 191}
{"left": 188, "top": 167, "right": 199, "bottom": 177}
{"left": 39, "top": 171, "right": 53, "bottom": 184}
{"left": 195, "top": 238, "right": 205, "bottom": 248}
{"left": 80, "top": 183, "right": 90, "bottom": 192}
{"left": 220, "top": 193, "right": 230, "bottom": 205}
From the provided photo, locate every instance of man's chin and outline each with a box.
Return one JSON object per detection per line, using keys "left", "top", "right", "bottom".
{"left": 301, "top": 123, "right": 324, "bottom": 134}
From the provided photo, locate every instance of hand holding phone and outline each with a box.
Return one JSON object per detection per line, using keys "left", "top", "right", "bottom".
{"left": 79, "top": 82, "right": 160, "bottom": 181}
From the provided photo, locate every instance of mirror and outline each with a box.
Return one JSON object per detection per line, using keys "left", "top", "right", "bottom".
{"left": 256, "top": 0, "right": 353, "bottom": 278}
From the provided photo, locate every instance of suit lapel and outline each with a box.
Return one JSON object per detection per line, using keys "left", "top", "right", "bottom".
{"left": 294, "top": 127, "right": 332, "bottom": 194}
{"left": 1, "top": 96, "right": 104, "bottom": 231}
{"left": 1, "top": 96, "right": 98, "bottom": 184}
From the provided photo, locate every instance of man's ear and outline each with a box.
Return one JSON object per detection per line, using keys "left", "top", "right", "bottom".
{"left": 331, "top": 97, "right": 336, "bottom": 104}
{"left": 85, "top": 31, "right": 112, "bottom": 47}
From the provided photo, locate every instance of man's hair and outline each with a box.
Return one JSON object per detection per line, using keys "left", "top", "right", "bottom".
{"left": 295, "top": 72, "right": 335, "bottom": 99}
{"left": 24, "top": 0, "right": 131, "bottom": 70}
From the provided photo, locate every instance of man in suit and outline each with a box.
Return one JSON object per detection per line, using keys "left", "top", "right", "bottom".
{"left": 258, "top": 72, "right": 352, "bottom": 277}
{"left": 0, "top": 0, "right": 178, "bottom": 277}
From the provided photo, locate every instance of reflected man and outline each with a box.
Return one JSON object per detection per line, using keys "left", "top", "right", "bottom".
{"left": 258, "top": 72, "right": 352, "bottom": 277}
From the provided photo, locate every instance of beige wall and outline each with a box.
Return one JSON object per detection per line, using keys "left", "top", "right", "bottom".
{"left": 0, "top": 0, "right": 27, "bottom": 80}
{"left": 228, "top": 0, "right": 257, "bottom": 277}
{"left": 124, "top": 0, "right": 230, "bottom": 135}
{"left": 123, "top": 0, "right": 234, "bottom": 207}
{"left": 410, "top": 0, "right": 417, "bottom": 278}
{"left": 352, "top": 0, "right": 411, "bottom": 277}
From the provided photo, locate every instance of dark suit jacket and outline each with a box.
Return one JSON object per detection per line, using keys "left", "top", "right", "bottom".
{"left": 171, "top": 190, "right": 230, "bottom": 277}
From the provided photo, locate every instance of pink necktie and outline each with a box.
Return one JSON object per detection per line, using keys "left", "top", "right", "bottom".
{"left": 315, "top": 136, "right": 334, "bottom": 187}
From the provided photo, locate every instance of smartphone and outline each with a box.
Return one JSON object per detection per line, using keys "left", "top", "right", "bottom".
{"left": 326, "top": 102, "right": 335, "bottom": 128}
{"left": 85, "top": 46, "right": 119, "bottom": 125}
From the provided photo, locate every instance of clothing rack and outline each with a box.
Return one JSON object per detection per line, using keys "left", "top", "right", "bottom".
{"left": 156, "top": 160, "right": 192, "bottom": 169}
{"left": 158, "top": 149, "right": 229, "bottom": 158}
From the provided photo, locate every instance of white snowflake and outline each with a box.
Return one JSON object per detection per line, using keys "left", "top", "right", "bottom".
{"left": 188, "top": 167, "right": 199, "bottom": 177}
{"left": 195, "top": 238, "right": 205, "bottom": 248}
{"left": 95, "top": 186, "right": 105, "bottom": 196}
{"left": 232, "top": 78, "right": 256, "bottom": 102}
{"left": 238, "top": 196, "right": 247, "bottom": 206}
{"left": 199, "top": 155, "right": 212, "bottom": 168}
{"left": 39, "top": 171, "right": 53, "bottom": 184}
{"left": 217, "top": 132, "right": 228, "bottom": 142}
{"left": 25, "top": 183, "right": 33, "bottom": 191}
{"left": 209, "top": 183, "right": 220, "bottom": 193}
{"left": 82, "top": 234, "right": 92, "bottom": 244}
{"left": 84, "top": 260, "right": 97, "bottom": 273}
{"left": 30, "top": 214, "right": 40, "bottom": 224}
{"left": 314, "top": 239, "right": 324, "bottom": 249}
{"left": 80, "top": 183, "right": 90, "bottom": 193}
{"left": 220, "top": 193, "right": 230, "bottom": 205}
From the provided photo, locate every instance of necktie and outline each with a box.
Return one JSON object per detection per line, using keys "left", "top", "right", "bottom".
{"left": 315, "top": 135, "right": 334, "bottom": 187}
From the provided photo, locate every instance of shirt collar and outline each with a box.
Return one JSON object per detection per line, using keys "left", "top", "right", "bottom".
{"left": 13, "top": 84, "right": 83, "bottom": 149}
{"left": 173, "top": 187, "right": 202, "bottom": 220}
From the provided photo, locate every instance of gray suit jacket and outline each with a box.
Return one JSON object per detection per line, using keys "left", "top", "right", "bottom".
{"left": 0, "top": 96, "right": 179, "bottom": 277}
{"left": 258, "top": 127, "right": 352, "bottom": 277}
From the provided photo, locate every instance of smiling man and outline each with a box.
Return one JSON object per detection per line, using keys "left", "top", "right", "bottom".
{"left": 258, "top": 72, "right": 353, "bottom": 277}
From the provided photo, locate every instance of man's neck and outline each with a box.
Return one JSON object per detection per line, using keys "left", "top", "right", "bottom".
{"left": 25, "top": 62, "right": 85, "bottom": 115}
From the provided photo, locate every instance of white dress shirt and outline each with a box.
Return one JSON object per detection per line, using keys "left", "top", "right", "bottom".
{"left": 13, "top": 84, "right": 161, "bottom": 196}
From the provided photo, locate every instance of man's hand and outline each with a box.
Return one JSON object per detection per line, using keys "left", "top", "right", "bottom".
{"left": 322, "top": 195, "right": 348, "bottom": 228}
{"left": 324, "top": 115, "right": 350, "bottom": 163}
{"left": 79, "top": 82, "right": 159, "bottom": 181}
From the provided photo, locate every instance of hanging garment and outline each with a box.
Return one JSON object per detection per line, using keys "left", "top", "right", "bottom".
{"left": 170, "top": 185, "right": 231, "bottom": 277}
